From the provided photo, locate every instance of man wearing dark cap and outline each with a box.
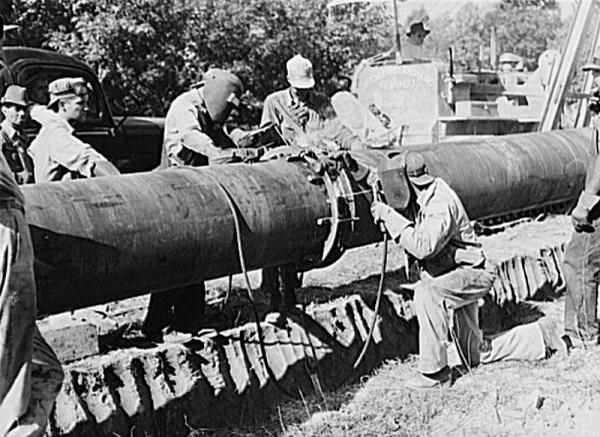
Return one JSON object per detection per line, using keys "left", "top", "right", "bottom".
{"left": 0, "top": 85, "right": 34, "bottom": 184}
{"left": 28, "top": 77, "right": 120, "bottom": 182}
{"left": 143, "top": 68, "right": 244, "bottom": 341}
{"left": 0, "top": 86, "right": 63, "bottom": 434}
{"left": 403, "top": 21, "right": 431, "bottom": 60}
{"left": 371, "top": 153, "right": 558, "bottom": 388}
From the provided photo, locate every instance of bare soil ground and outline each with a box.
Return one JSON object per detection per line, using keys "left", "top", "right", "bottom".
{"left": 189, "top": 215, "right": 600, "bottom": 437}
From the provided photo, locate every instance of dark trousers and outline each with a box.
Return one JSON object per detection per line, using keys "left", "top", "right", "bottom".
{"left": 563, "top": 217, "right": 600, "bottom": 341}
{"left": 143, "top": 283, "right": 206, "bottom": 336}
{"left": 261, "top": 263, "right": 300, "bottom": 312}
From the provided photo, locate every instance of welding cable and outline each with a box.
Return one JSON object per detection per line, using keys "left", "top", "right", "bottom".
{"left": 215, "top": 181, "right": 301, "bottom": 400}
{"left": 352, "top": 231, "right": 388, "bottom": 369}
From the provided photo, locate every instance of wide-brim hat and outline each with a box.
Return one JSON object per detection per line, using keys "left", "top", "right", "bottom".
{"left": 405, "top": 152, "right": 434, "bottom": 186}
{"left": 1, "top": 85, "right": 30, "bottom": 107}
{"left": 406, "top": 21, "right": 431, "bottom": 37}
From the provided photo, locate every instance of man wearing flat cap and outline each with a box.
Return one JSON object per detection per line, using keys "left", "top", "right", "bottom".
{"left": 143, "top": 68, "right": 244, "bottom": 342}
{"left": 28, "top": 77, "right": 120, "bottom": 182}
{"left": 371, "top": 152, "right": 557, "bottom": 389}
{"left": 403, "top": 21, "right": 431, "bottom": 60}
{"left": 0, "top": 86, "right": 63, "bottom": 435}
{"left": 0, "top": 85, "right": 34, "bottom": 184}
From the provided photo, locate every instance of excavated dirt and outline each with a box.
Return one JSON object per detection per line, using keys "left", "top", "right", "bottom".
{"left": 43, "top": 215, "right": 574, "bottom": 436}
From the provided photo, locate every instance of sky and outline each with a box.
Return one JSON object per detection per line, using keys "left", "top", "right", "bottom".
{"left": 328, "top": 0, "right": 578, "bottom": 21}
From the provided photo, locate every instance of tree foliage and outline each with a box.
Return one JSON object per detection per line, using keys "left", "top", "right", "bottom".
{"left": 4, "top": 0, "right": 567, "bottom": 121}
{"left": 7, "top": 0, "right": 391, "bottom": 121}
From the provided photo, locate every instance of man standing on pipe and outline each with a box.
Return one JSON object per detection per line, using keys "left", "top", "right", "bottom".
{"left": 260, "top": 54, "right": 363, "bottom": 314}
{"left": 142, "top": 69, "right": 244, "bottom": 341}
{"left": 0, "top": 32, "right": 64, "bottom": 437}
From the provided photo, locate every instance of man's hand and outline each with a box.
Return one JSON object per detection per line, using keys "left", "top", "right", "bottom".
{"left": 571, "top": 191, "right": 600, "bottom": 232}
{"left": 572, "top": 204, "right": 591, "bottom": 232}
{"left": 290, "top": 102, "right": 309, "bottom": 126}
{"left": 371, "top": 201, "right": 393, "bottom": 225}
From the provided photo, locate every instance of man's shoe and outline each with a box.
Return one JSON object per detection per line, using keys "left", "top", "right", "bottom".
{"left": 404, "top": 368, "right": 451, "bottom": 390}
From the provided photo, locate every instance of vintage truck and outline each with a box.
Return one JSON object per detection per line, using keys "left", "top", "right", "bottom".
{"left": 0, "top": 46, "right": 164, "bottom": 173}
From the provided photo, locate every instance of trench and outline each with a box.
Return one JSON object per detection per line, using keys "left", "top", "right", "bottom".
{"left": 45, "top": 238, "right": 567, "bottom": 436}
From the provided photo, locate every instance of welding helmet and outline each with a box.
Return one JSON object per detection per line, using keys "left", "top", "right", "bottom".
{"left": 199, "top": 69, "right": 243, "bottom": 125}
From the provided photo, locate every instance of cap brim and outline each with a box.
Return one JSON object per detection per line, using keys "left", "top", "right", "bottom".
{"left": 47, "top": 96, "right": 60, "bottom": 109}
{"left": 408, "top": 173, "right": 434, "bottom": 186}
{"left": 1, "top": 99, "right": 29, "bottom": 107}
{"left": 288, "top": 77, "right": 315, "bottom": 89}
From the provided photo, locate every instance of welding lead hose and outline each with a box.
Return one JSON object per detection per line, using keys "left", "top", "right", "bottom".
{"left": 352, "top": 231, "right": 388, "bottom": 369}
{"left": 216, "top": 181, "right": 300, "bottom": 400}
{"left": 353, "top": 180, "right": 389, "bottom": 370}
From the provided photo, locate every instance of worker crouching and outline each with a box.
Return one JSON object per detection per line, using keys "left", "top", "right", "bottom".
{"left": 371, "top": 152, "right": 494, "bottom": 388}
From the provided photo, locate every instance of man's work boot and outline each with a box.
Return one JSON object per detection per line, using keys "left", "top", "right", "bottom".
{"left": 404, "top": 367, "right": 451, "bottom": 390}
{"left": 171, "top": 283, "right": 206, "bottom": 334}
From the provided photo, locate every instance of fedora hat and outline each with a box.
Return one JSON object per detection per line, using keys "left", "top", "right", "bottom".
{"left": 1, "top": 85, "right": 30, "bottom": 107}
{"left": 406, "top": 21, "right": 431, "bottom": 37}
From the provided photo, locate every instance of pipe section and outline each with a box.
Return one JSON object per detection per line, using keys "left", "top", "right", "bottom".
{"left": 23, "top": 128, "right": 595, "bottom": 315}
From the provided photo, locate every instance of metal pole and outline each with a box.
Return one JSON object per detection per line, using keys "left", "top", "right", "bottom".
{"left": 392, "top": 0, "right": 402, "bottom": 63}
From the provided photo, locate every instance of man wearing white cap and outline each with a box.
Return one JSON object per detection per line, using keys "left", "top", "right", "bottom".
{"left": 371, "top": 152, "right": 555, "bottom": 389}
{"left": 0, "top": 85, "right": 34, "bottom": 184}
{"left": 28, "top": 77, "right": 120, "bottom": 182}
{"left": 260, "top": 54, "right": 363, "bottom": 315}
{"left": 261, "top": 54, "right": 362, "bottom": 150}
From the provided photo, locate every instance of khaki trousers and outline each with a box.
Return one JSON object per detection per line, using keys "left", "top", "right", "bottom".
{"left": 0, "top": 208, "right": 63, "bottom": 437}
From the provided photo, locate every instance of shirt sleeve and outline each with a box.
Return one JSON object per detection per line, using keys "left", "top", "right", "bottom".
{"left": 174, "top": 102, "right": 220, "bottom": 160}
{"left": 260, "top": 95, "right": 282, "bottom": 128}
{"left": 48, "top": 122, "right": 111, "bottom": 178}
{"left": 398, "top": 200, "right": 454, "bottom": 260}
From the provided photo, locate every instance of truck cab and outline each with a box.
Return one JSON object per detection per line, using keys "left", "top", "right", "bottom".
{"left": 0, "top": 47, "right": 163, "bottom": 173}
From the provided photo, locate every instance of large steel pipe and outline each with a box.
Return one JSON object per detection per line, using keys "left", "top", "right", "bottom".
{"left": 23, "top": 128, "right": 596, "bottom": 315}
{"left": 411, "top": 128, "right": 595, "bottom": 220}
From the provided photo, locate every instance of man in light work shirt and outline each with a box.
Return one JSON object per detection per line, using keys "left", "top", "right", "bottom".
{"left": 143, "top": 69, "right": 244, "bottom": 341}
{"left": 28, "top": 77, "right": 120, "bottom": 182}
{"left": 161, "top": 68, "right": 243, "bottom": 167}
{"left": 260, "top": 54, "right": 362, "bottom": 151}
{"left": 371, "top": 153, "right": 553, "bottom": 389}
{"left": 0, "top": 55, "right": 63, "bottom": 437}
{"left": 260, "top": 54, "right": 363, "bottom": 314}
{"left": 0, "top": 85, "right": 34, "bottom": 184}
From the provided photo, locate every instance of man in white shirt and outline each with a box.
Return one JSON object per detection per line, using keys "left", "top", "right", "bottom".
{"left": 28, "top": 77, "right": 120, "bottom": 182}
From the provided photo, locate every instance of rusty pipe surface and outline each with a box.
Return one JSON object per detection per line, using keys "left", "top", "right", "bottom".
{"left": 24, "top": 128, "right": 595, "bottom": 315}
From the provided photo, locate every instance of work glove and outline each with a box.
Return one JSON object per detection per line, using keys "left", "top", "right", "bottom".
{"left": 371, "top": 201, "right": 412, "bottom": 240}
{"left": 571, "top": 190, "right": 600, "bottom": 232}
